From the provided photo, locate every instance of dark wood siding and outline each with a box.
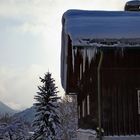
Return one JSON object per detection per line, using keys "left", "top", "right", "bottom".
{"left": 101, "top": 68, "right": 140, "bottom": 135}
{"left": 77, "top": 48, "right": 140, "bottom": 136}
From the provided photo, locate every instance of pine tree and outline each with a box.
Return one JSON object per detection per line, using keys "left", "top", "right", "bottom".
{"left": 32, "top": 72, "right": 60, "bottom": 140}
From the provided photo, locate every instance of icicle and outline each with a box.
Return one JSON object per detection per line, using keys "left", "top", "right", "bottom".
{"left": 80, "top": 63, "right": 82, "bottom": 80}
{"left": 79, "top": 49, "right": 84, "bottom": 78}
{"left": 121, "top": 47, "right": 124, "bottom": 57}
{"left": 72, "top": 47, "right": 78, "bottom": 73}
{"left": 82, "top": 48, "right": 87, "bottom": 73}
{"left": 74, "top": 47, "right": 78, "bottom": 56}
{"left": 87, "top": 47, "right": 97, "bottom": 65}
{"left": 72, "top": 48, "right": 75, "bottom": 73}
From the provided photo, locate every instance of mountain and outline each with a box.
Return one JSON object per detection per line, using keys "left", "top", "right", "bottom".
{"left": 14, "top": 106, "right": 35, "bottom": 124}
{"left": 0, "top": 101, "right": 17, "bottom": 115}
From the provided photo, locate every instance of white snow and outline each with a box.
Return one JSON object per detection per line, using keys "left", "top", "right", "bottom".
{"left": 77, "top": 129, "right": 140, "bottom": 140}
{"left": 103, "top": 135, "right": 140, "bottom": 140}
{"left": 126, "top": 0, "right": 140, "bottom": 6}
{"left": 77, "top": 128, "right": 96, "bottom": 140}
{"left": 77, "top": 128, "right": 96, "bottom": 135}
{"left": 62, "top": 10, "right": 140, "bottom": 46}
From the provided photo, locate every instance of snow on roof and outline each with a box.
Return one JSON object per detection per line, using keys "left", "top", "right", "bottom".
{"left": 61, "top": 10, "right": 140, "bottom": 92}
{"left": 62, "top": 10, "right": 140, "bottom": 46}
{"left": 126, "top": 0, "right": 140, "bottom": 6}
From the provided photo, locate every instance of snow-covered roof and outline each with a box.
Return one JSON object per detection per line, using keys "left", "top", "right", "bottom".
{"left": 62, "top": 10, "right": 140, "bottom": 46}
{"left": 61, "top": 9, "right": 140, "bottom": 93}
{"left": 126, "top": 0, "right": 140, "bottom": 6}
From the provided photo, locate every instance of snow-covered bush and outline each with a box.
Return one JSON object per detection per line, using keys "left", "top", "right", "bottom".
{"left": 59, "top": 95, "right": 78, "bottom": 140}
{"left": 0, "top": 117, "right": 30, "bottom": 140}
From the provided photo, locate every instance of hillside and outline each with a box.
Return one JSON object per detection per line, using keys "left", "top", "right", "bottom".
{"left": 0, "top": 101, "right": 17, "bottom": 115}
{"left": 14, "top": 106, "right": 35, "bottom": 124}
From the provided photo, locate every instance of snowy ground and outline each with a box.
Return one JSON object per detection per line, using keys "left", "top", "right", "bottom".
{"left": 77, "top": 129, "right": 140, "bottom": 140}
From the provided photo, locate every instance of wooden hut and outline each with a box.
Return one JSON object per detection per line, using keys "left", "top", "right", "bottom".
{"left": 61, "top": 2, "right": 140, "bottom": 139}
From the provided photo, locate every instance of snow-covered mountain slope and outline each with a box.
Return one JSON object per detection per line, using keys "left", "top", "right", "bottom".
{"left": 14, "top": 106, "right": 35, "bottom": 124}
{"left": 0, "top": 101, "right": 17, "bottom": 115}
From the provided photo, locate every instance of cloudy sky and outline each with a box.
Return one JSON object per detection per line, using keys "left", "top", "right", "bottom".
{"left": 0, "top": 0, "right": 128, "bottom": 110}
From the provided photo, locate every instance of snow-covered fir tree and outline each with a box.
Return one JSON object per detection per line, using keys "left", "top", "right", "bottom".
{"left": 32, "top": 72, "right": 60, "bottom": 140}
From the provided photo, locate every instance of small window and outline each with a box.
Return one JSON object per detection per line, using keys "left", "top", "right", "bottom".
{"left": 137, "top": 90, "right": 140, "bottom": 114}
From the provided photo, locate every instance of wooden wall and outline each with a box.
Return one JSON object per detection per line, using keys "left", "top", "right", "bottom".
{"left": 77, "top": 48, "right": 140, "bottom": 136}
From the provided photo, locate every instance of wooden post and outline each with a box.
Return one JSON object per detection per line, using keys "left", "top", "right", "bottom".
{"left": 97, "top": 50, "right": 103, "bottom": 140}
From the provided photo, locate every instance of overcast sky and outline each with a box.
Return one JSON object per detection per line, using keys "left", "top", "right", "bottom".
{"left": 0, "top": 0, "right": 128, "bottom": 110}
